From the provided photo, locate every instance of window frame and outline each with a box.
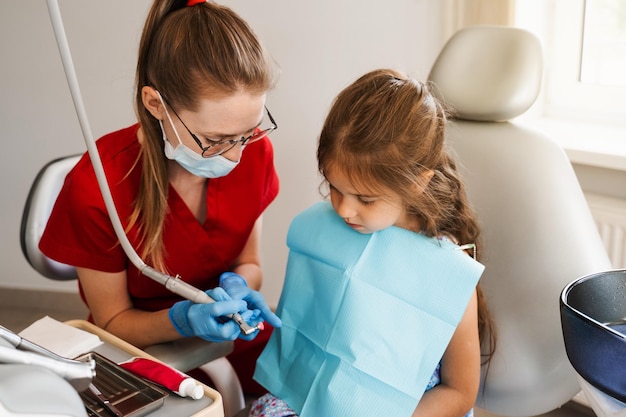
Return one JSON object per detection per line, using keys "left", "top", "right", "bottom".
{"left": 526, "top": 0, "right": 626, "bottom": 125}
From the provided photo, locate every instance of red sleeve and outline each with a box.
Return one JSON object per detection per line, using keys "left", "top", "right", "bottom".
{"left": 39, "top": 126, "right": 142, "bottom": 272}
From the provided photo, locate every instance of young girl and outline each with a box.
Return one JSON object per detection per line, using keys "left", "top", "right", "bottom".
{"left": 40, "top": 0, "right": 281, "bottom": 396}
{"left": 249, "top": 69, "right": 496, "bottom": 417}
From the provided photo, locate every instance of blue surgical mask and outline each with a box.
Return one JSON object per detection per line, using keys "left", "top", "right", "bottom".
{"left": 158, "top": 94, "right": 239, "bottom": 178}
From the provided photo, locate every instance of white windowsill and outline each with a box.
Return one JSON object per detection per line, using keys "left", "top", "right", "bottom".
{"left": 517, "top": 116, "right": 626, "bottom": 172}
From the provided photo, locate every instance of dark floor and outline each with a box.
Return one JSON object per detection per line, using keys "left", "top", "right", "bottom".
{"left": 0, "top": 288, "right": 597, "bottom": 417}
{"left": 0, "top": 287, "right": 89, "bottom": 334}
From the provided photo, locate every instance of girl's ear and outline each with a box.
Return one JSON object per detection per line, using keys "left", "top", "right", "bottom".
{"left": 142, "top": 86, "right": 165, "bottom": 120}
{"left": 415, "top": 169, "right": 435, "bottom": 195}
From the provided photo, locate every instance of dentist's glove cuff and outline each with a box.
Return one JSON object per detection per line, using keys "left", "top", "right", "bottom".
{"left": 168, "top": 300, "right": 194, "bottom": 337}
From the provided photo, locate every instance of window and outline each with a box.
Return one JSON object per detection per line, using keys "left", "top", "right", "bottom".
{"left": 442, "top": 0, "right": 514, "bottom": 41}
{"left": 580, "top": 0, "right": 626, "bottom": 87}
{"left": 516, "top": 0, "right": 626, "bottom": 125}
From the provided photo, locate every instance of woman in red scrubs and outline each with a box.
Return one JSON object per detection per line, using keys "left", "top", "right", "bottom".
{"left": 39, "top": 0, "right": 281, "bottom": 395}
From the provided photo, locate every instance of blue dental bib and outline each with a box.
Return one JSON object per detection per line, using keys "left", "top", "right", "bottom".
{"left": 255, "top": 202, "right": 484, "bottom": 417}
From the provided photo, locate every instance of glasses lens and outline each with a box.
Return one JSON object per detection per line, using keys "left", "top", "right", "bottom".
{"left": 252, "top": 109, "right": 276, "bottom": 140}
{"left": 203, "top": 141, "right": 238, "bottom": 158}
{"left": 246, "top": 112, "right": 276, "bottom": 144}
{"left": 201, "top": 108, "right": 276, "bottom": 157}
{"left": 246, "top": 128, "right": 272, "bottom": 144}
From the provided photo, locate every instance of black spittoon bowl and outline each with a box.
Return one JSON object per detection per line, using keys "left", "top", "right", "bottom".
{"left": 560, "top": 269, "right": 626, "bottom": 403}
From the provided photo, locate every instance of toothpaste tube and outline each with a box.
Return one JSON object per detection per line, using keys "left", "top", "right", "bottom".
{"left": 119, "top": 357, "right": 203, "bottom": 400}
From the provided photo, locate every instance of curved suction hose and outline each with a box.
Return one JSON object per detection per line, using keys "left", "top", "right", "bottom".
{"left": 45, "top": 0, "right": 257, "bottom": 335}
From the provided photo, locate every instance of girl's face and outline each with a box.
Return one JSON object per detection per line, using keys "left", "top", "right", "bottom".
{"left": 325, "top": 167, "right": 416, "bottom": 234}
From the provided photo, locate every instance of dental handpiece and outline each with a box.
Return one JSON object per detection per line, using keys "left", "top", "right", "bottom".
{"left": 0, "top": 347, "right": 95, "bottom": 392}
{"left": 229, "top": 311, "right": 263, "bottom": 335}
{"left": 0, "top": 327, "right": 95, "bottom": 392}
{"left": 0, "top": 324, "right": 80, "bottom": 361}
{"left": 163, "top": 275, "right": 262, "bottom": 335}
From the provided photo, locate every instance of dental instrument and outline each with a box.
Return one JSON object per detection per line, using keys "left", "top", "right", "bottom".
{"left": 87, "top": 382, "right": 124, "bottom": 417}
{"left": 0, "top": 325, "right": 95, "bottom": 392}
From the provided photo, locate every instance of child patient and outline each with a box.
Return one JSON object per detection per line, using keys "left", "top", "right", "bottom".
{"left": 250, "top": 69, "right": 496, "bottom": 417}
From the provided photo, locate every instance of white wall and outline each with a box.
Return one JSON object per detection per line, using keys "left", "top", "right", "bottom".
{"left": 0, "top": 0, "right": 444, "bottom": 305}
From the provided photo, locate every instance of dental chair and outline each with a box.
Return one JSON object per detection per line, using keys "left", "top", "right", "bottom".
{"left": 428, "top": 26, "right": 612, "bottom": 416}
{"left": 20, "top": 154, "right": 245, "bottom": 417}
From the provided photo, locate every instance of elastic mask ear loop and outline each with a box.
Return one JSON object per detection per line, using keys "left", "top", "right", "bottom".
{"left": 156, "top": 91, "right": 183, "bottom": 146}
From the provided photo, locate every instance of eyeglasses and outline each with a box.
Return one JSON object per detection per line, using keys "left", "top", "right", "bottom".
{"left": 166, "top": 102, "right": 277, "bottom": 158}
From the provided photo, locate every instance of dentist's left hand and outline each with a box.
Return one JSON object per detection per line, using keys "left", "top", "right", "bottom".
{"left": 219, "top": 272, "right": 283, "bottom": 331}
{"left": 168, "top": 287, "right": 251, "bottom": 342}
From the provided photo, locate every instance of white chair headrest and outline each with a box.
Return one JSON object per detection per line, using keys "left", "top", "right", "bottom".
{"left": 428, "top": 26, "right": 543, "bottom": 122}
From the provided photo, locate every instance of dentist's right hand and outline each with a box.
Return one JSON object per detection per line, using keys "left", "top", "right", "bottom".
{"left": 168, "top": 287, "right": 249, "bottom": 342}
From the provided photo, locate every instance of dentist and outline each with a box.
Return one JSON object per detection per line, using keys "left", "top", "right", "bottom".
{"left": 39, "top": 0, "right": 281, "bottom": 395}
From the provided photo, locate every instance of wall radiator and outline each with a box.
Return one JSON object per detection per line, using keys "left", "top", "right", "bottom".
{"left": 586, "top": 193, "right": 626, "bottom": 269}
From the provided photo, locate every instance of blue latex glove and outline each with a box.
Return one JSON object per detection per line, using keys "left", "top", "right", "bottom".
{"left": 219, "top": 272, "right": 283, "bottom": 330}
{"left": 168, "top": 287, "right": 250, "bottom": 342}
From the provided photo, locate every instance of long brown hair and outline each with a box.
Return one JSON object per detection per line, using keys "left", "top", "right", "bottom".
{"left": 130, "top": 0, "right": 277, "bottom": 271}
{"left": 318, "top": 69, "right": 496, "bottom": 363}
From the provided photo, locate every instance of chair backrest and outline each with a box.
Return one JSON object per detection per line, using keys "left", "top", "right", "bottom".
{"left": 20, "top": 155, "right": 81, "bottom": 280}
{"left": 428, "top": 26, "right": 612, "bottom": 416}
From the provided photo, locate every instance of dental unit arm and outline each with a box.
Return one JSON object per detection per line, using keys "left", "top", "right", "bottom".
{"left": 0, "top": 325, "right": 95, "bottom": 392}
{"left": 45, "top": 0, "right": 258, "bottom": 336}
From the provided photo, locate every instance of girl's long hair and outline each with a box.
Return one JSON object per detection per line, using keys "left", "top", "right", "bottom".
{"left": 318, "top": 69, "right": 496, "bottom": 363}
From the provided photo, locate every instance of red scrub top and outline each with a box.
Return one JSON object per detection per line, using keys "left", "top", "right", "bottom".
{"left": 39, "top": 123, "right": 279, "bottom": 313}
